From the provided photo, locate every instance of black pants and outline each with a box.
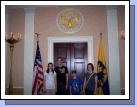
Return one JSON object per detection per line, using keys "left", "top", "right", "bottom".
{"left": 85, "top": 88, "right": 94, "bottom": 95}
{"left": 56, "top": 83, "right": 66, "bottom": 95}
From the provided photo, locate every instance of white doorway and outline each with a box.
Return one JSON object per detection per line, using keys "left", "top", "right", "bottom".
{"left": 48, "top": 36, "right": 94, "bottom": 65}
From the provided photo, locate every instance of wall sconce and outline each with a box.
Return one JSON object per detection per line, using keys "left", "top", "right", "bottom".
{"left": 121, "top": 31, "right": 125, "bottom": 40}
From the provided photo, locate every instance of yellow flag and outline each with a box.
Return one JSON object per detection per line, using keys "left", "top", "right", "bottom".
{"left": 96, "top": 37, "right": 110, "bottom": 95}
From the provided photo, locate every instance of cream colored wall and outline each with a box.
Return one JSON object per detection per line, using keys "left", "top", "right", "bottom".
{"left": 6, "top": 9, "right": 25, "bottom": 89}
{"left": 34, "top": 5, "right": 108, "bottom": 73}
{"left": 6, "top": 5, "right": 125, "bottom": 94}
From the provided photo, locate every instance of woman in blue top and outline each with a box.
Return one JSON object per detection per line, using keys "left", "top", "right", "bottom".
{"left": 68, "top": 70, "right": 83, "bottom": 95}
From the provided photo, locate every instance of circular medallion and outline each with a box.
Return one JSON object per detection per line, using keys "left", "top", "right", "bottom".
{"left": 57, "top": 8, "right": 84, "bottom": 34}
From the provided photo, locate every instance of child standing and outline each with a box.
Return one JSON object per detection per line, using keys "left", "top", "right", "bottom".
{"left": 43, "top": 62, "right": 57, "bottom": 95}
{"left": 68, "top": 70, "right": 83, "bottom": 95}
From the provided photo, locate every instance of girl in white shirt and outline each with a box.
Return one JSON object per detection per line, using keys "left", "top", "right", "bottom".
{"left": 43, "top": 62, "right": 57, "bottom": 95}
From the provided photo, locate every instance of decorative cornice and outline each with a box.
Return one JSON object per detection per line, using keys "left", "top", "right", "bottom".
{"left": 5, "top": 5, "right": 66, "bottom": 10}
{"left": 105, "top": 5, "right": 118, "bottom": 10}
{"left": 24, "top": 7, "right": 36, "bottom": 13}
{"left": 48, "top": 36, "right": 93, "bottom": 42}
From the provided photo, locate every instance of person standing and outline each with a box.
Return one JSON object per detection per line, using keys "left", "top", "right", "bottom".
{"left": 54, "top": 57, "right": 68, "bottom": 95}
{"left": 69, "top": 70, "right": 83, "bottom": 95}
{"left": 83, "top": 63, "right": 98, "bottom": 95}
{"left": 43, "top": 62, "right": 57, "bottom": 95}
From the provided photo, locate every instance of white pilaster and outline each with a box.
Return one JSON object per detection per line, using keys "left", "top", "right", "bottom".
{"left": 105, "top": 5, "right": 121, "bottom": 95}
{"left": 5, "top": 8, "right": 9, "bottom": 93}
{"left": 24, "top": 7, "right": 35, "bottom": 95}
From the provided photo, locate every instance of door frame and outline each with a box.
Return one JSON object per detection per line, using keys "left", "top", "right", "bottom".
{"left": 48, "top": 36, "right": 94, "bottom": 65}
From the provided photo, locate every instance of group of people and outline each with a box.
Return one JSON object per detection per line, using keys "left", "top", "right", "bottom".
{"left": 43, "top": 57, "right": 98, "bottom": 95}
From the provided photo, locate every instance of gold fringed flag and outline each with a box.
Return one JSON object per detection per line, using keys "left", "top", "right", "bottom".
{"left": 32, "top": 41, "right": 44, "bottom": 95}
{"left": 97, "top": 37, "right": 110, "bottom": 95}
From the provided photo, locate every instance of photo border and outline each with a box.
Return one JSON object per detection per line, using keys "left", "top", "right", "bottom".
{"left": 0, "top": 0, "right": 135, "bottom": 105}
{"left": 5, "top": 4, "right": 135, "bottom": 105}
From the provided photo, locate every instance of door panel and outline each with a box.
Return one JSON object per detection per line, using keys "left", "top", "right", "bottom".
{"left": 54, "top": 43, "right": 71, "bottom": 79}
{"left": 54, "top": 43, "right": 87, "bottom": 94}
{"left": 71, "top": 43, "right": 87, "bottom": 81}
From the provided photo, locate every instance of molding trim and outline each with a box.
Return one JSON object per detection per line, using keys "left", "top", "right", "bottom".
{"left": 48, "top": 36, "right": 94, "bottom": 65}
{"left": 6, "top": 86, "right": 125, "bottom": 90}
{"left": 5, "top": 5, "right": 78, "bottom": 9}
{"left": 105, "top": 5, "right": 118, "bottom": 10}
{"left": 24, "top": 7, "right": 36, "bottom": 13}
{"left": 6, "top": 86, "right": 24, "bottom": 89}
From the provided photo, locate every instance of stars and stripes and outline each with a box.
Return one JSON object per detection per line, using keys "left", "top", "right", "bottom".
{"left": 32, "top": 42, "right": 44, "bottom": 95}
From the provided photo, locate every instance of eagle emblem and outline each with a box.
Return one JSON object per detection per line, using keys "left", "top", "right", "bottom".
{"left": 57, "top": 8, "right": 84, "bottom": 34}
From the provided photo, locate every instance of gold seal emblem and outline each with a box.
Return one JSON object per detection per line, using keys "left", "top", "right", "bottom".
{"left": 57, "top": 8, "right": 84, "bottom": 34}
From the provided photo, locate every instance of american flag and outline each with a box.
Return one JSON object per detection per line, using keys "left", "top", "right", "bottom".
{"left": 32, "top": 42, "right": 44, "bottom": 95}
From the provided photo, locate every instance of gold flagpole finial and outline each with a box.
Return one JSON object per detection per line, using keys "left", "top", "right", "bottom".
{"left": 100, "top": 32, "right": 102, "bottom": 38}
{"left": 35, "top": 33, "right": 41, "bottom": 42}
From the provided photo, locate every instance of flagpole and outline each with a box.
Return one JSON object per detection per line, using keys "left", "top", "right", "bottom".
{"left": 35, "top": 33, "right": 41, "bottom": 44}
{"left": 100, "top": 32, "right": 102, "bottom": 38}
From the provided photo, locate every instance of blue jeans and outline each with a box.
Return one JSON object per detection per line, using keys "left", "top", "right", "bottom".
{"left": 85, "top": 88, "right": 94, "bottom": 95}
{"left": 56, "top": 83, "right": 66, "bottom": 95}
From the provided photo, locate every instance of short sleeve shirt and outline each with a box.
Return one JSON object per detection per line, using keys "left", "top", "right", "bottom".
{"left": 69, "top": 77, "right": 83, "bottom": 95}
{"left": 54, "top": 66, "right": 68, "bottom": 84}
{"left": 85, "top": 72, "right": 97, "bottom": 91}
{"left": 44, "top": 71, "right": 56, "bottom": 89}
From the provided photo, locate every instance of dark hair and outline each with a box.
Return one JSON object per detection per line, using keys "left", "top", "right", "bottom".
{"left": 71, "top": 70, "right": 77, "bottom": 74}
{"left": 46, "top": 62, "right": 54, "bottom": 73}
{"left": 87, "top": 63, "right": 94, "bottom": 71}
{"left": 57, "top": 57, "right": 63, "bottom": 61}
